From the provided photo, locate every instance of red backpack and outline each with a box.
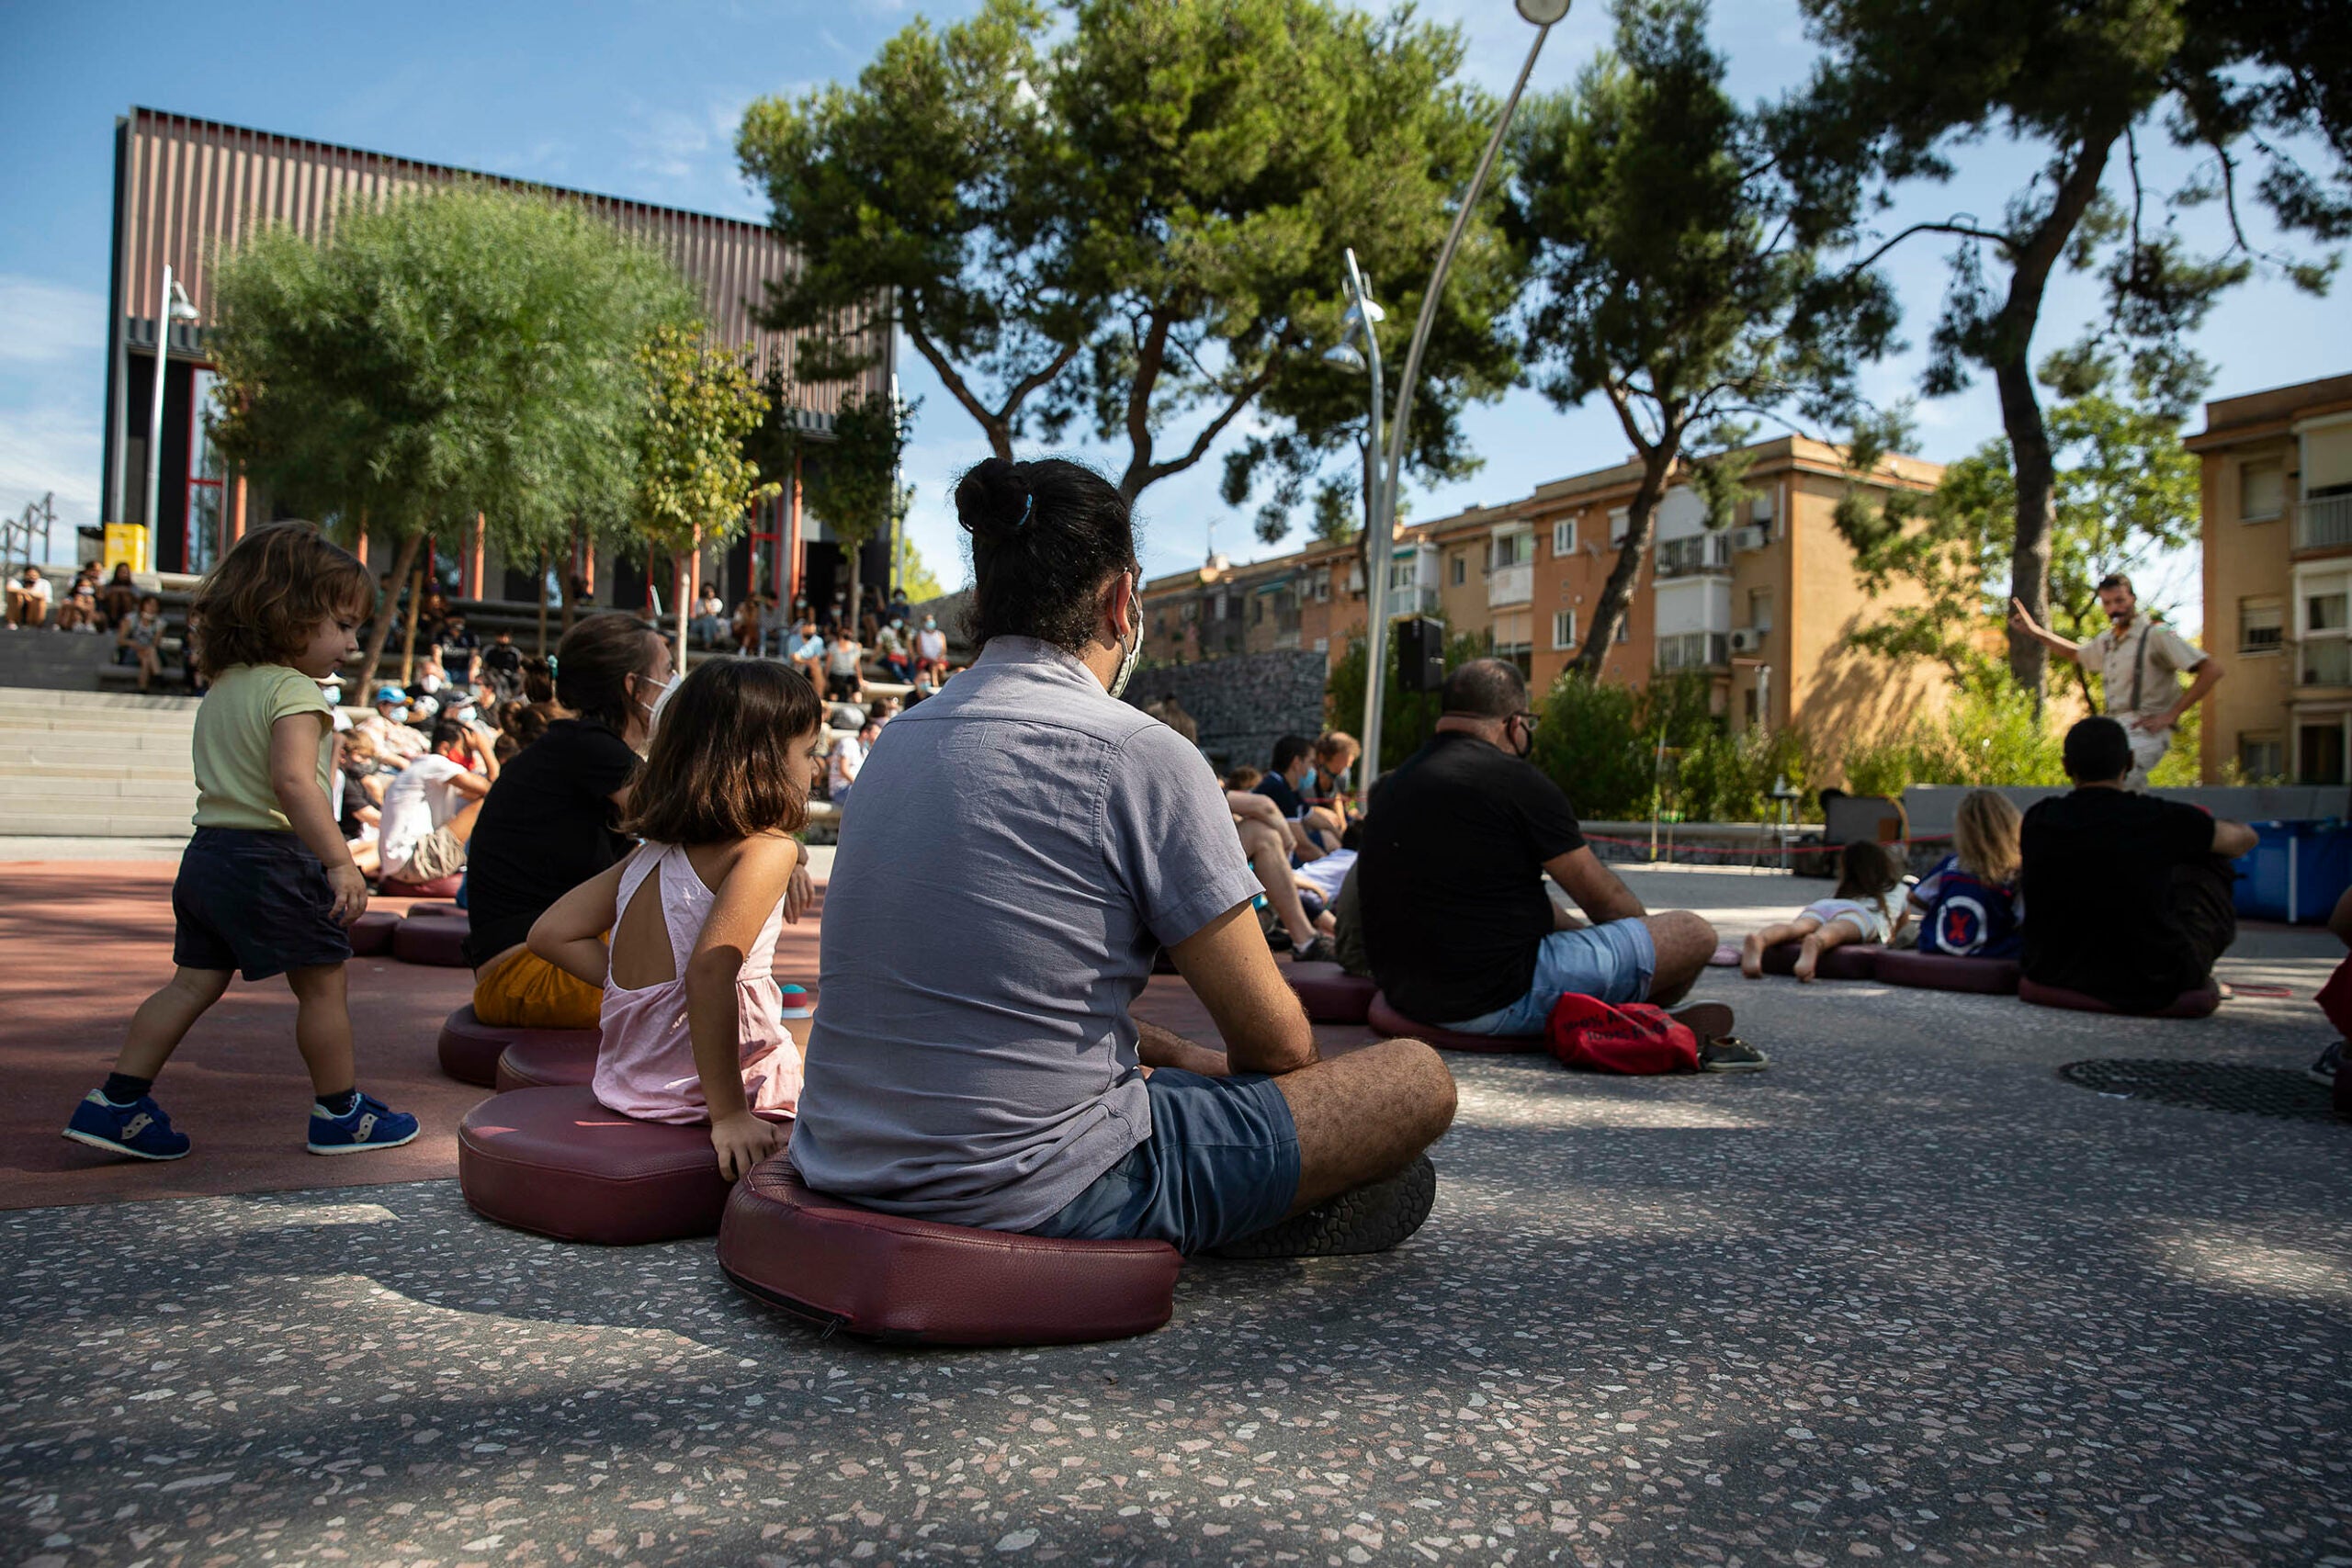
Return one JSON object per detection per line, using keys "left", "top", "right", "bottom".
{"left": 1544, "top": 990, "right": 1702, "bottom": 1075}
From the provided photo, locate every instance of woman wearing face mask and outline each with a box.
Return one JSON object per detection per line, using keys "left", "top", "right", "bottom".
{"left": 787, "top": 456, "right": 1458, "bottom": 1262}
{"left": 460, "top": 613, "right": 673, "bottom": 1030}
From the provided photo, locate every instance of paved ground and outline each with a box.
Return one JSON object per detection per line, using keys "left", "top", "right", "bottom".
{"left": 2, "top": 864, "right": 2347, "bottom": 1566}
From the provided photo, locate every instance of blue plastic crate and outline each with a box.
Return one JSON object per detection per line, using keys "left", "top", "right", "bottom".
{"left": 2232, "top": 819, "right": 2352, "bottom": 923}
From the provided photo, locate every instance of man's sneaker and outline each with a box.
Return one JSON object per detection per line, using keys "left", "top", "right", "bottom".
{"left": 307, "top": 1092, "right": 420, "bottom": 1156}
{"left": 1700, "top": 1036, "right": 1770, "bottom": 1073}
{"left": 2308, "top": 1039, "right": 2344, "bottom": 1088}
{"left": 1293, "top": 936, "right": 1340, "bottom": 964}
{"left": 1205, "top": 1155, "right": 1437, "bottom": 1260}
{"left": 62, "top": 1089, "right": 191, "bottom": 1161}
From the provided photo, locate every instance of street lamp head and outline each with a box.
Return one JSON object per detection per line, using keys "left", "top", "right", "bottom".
{"left": 1515, "top": 0, "right": 1571, "bottom": 24}
{"left": 166, "top": 279, "right": 199, "bottom": 324}
{"left": 1324, "top": 344, "right": 1366, "bottom": 371}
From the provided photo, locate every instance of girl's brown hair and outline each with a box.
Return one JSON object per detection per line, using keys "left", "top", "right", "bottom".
{"left": 1952, "top": 790, "right": 2023, "bottom": 885}
{"left": 621, "top": 659, "right": 822, "bottom": 846}
{"left": 555, "top": 612, "right": 664, "bottom": 734}
{"left": 1834, "top": 839, "right": 1905, "bottom": 901}
{"left": 187, "top": 521, "right": 373, "bottom": 679}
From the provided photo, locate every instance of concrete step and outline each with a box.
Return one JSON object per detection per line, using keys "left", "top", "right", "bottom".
{"left": 0, "top": 709, "right": 198, "bottom": 733}
{"left": 4, "top": 774, "right": 197, "bottom": 802}
{"left": 0, "top": 759, "right": 193, "bottom": 783}
{"left": 4, "top": 736, "right": 199, "bottom": 764}
{"left": 0, "top": 687, "right": 202, "bottom": 714}
{"left": 0, "top": 804, "right": 197, "bottom": 835}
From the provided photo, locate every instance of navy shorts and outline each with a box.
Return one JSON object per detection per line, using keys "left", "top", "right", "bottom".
{"left": 1027, "top": 1068, "right": 1301, "bottom": 1255}
{"left": 172, "top": 827, "right": 353, "bottom": 981}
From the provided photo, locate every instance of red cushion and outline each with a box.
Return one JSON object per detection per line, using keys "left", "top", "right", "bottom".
{"left": 380, "top": 873, "right": 465, "bottom": 898}
{"left": 400, "top": 901, "right": 463, "bottom": 921}
{"left": 1760, "top": 941, "right": 1881, "bottom": 980}
{"left": 347, "top": 908, "right": 400, "bottom": 957}
{"left": 458, "top": 1086, "right": 737, "bottom": 1245}
{"left": 718, "top": 1158, "right": 1181, "bottom": 1346}
{"left": 1287, "top": 962, "right": 1376, "bottom": 1024}
{"left": 437, "top": 1003, "right": 599, "bottom": 1087}
{"left": 393, "top": 914, "right": 470, "bottom": 967}
{"left": 1873, "top": 949, "right": 2019, "bottom": 995}
{"left": 1365, "top": 992, "right": 1544, "bottom": 1054}
{"left": 496, "top": 1033, "right": 601, "bottom": 1092}
{"left": 2017, "top": 976, "right": 2222, "bottom": 1020}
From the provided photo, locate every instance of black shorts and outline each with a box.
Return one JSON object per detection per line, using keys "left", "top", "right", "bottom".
{"left": 827, "top": 671, "right": 862, "bottom": 699}
{"left": 172, "top": 827, "right": 353, "bottom": 980}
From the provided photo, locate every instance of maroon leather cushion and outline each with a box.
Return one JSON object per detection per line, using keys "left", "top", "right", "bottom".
{"left": 1760, "top": 942, "right": 1881, "bottom": 980}
{"left": 393, "top": 914, "right": 470, "bottom": 967}
{"left": 718, "top": 1158, "right": 1181, "bottom": 1346}
{"left": 495, "top": 1032, "right": 601, "bottom": 1092}
{"left": 1365, "top": 992, "right": 1544, "bottom": 1054}
{"left": 1873, "top": 949, "right": 2020, "bottom": 995}
{"left": 437, "top": 1003, "right": 600, "bottom": 1087}
{"left": 1288, "top": 962, "right": 1376, "bottom": 1024}
{"left": 347, "top": 909, "right": 400, "bottom": 957}
{"left": 2017, "top": 976, "right": 2222, "bottom": 1020}
{"left": 380, "top": 873, "right": 466, "bottom": 898}
{"left": 458, "top": 1085, "right": 737, "bottom": 1245}
{"left": 400, "top": 901, "right": 463, "bottom": 921}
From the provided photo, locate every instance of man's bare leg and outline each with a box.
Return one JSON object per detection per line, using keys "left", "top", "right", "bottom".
{"left": 1238, "top": 819, "right": 1318, "bottom": 949}
{"left": 1272, "top": 1039, "right": 1456, "bottom": 1216}
{"left": 1640, "top": 909, "right": 1718, "bottom": 1005}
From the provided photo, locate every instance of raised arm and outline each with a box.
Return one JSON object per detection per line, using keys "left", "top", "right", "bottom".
{"left": 2007, "top": 599, "right": 2083, "bottom": 665}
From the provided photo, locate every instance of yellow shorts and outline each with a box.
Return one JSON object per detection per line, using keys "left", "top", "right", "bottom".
{"left": 472, "top": 945, "right": 603, "bottom": 1031}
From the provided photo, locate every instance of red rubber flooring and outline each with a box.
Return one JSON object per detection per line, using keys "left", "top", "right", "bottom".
{"left": 0, "top": 860, "right": 1376, "bottom": 1213}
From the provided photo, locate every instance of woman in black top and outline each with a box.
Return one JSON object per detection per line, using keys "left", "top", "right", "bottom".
{"left": 464, "top": 614, "right": 672, "bottom": 1028}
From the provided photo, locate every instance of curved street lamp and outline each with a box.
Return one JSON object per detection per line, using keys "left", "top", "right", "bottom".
{"left": 143, "top": 270, "right": 201, "bottom": 566}
{"left": 1356, "top": 0, "right": 1569, "bottom": 791}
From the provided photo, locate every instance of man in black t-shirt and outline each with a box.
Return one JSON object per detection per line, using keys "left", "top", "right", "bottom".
{"left": 2021, "top": 716, "right": 2255, "bottom": 1012}
{"left": 1356, "top": 660, "right": 1718, "bottom": 1034}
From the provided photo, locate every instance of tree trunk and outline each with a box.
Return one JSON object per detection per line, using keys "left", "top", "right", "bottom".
{"left": 1573, "top": 441, "right": 1678, "bottom": 680}
{"left": 399, "top": 556, "right": 425, "bottom": 686}
{"left": 354, "top": 531, "right": 424, "bottom": 695}
{"left": 845, "top": 535, "right": 864, "bottom": 647}
{"left": 536, "top": 552, "right": 548, "bottom": 657}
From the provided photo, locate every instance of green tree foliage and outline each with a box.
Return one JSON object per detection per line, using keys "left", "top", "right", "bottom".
{"left": 801, "top": 390, "right": 914, "bottom": 620}
{"left": 207, "top": 183, "right": 696, "bottom": 687}
{"left": 897, "top": 538, "right": 949, "bottom": 606}
{"left": 1325, "top": 627, "right": 1489, "bottom": 773}
{"left": 1777, "top": 0, "right": 2347, "bottom": 703}
{"left": 630, "top": 324, "right": 779, "bottom": 666}
{"left": 738, "top": 0, "right": 1519, "bottom": 516}
{"left": 1507, "top": 0, "right": 1898, "bottom": 677}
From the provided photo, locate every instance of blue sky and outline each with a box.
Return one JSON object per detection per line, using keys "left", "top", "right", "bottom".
{"left": 5, "top": 0, "right": 2346, "bottom": 634}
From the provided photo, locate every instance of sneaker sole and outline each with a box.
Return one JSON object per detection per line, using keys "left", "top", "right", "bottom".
{"left": 1204, "top": 1155, "right": 1437, "bottom": 1261}
{"left": 307, "top": 1127, "right": 422, "bottom": 1156}
{"left": 62, "top": 1127, "right": 189, "bottom": 1162}
{"left": 1701, "top": 1055, "right": 1770, "bottom": 1073}
{"left": 1668, "top": 1002, "right": 1736, "bottom": 1043}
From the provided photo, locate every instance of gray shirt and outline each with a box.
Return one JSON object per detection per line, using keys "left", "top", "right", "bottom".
{"left": 788, "top": 637, "right": 1264, "bottom": 1230}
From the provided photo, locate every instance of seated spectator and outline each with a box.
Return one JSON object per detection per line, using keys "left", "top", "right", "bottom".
{"left": 1254, "top": 735, "right": 1333, "bottom": 862}
{"left": 1305, "top": 731, "right": 1361, "bottom": 842}
{"left": 868, "top": 693, "right": 899, "bottom": 727}
{"left": 1908, "top": 790, "right": 2025, "bottom": 958}
{"left": 828, "top": 716, "right": 880, "bottom": 811}
{"left": 1223, "top": 765, "right": 1263, "bottom": 793}
{"left": 435, "top": 613, "right": 481, "bottom": 683}
{"left": 824, "top": 627, "right": 866, "bottom": 704}
{"left": 55, "top": 575, "right": 103, "bottom": 632}
{"left": 98, "top": 562, "right": 139, "bottom": 629}
{"left": 479, "top": 626, "right": 524, "bottom": 694}
{"left": 689, "top": 589, "right": 729, "bottom": 649}
{"left": 376, "top": 716, "right": 498, "bottom": 886}
{"left": 788, "top": 620, "right": 826, "bottom": 685}
{"left": 361, "top": 684, "right": 430, "bottom": 761}
{"left": 1157, "top": 710, "right": 1331, "bottom": 961}
{"left": 8, "top": 566, "right": 52, "bottom": 628}
{"left": 912, "top": 614, "right": 950, "bottom": 685}
{"left": 791, "top": 455, "right": 1455, "bottom": 1256}
{"left": 2020, "top": 716, "right": 2255, "bottom": 1012}
{"left": 118, "top": 594, "right": 166, "bottom": 689}
{"left": 413, "top": 652, "right": 453, "bottom": 696}
{"left": 1356, "top": 659, "right": 1718, "bottom": 1032}
{"left": 731, "top": 596, "right": 763, "bottom": 655}
{"left": 875, "top": 617, "right": 911, "bottom": 682}
{"left": 1740, "top": 840, "right": 1908, "bottom": 981}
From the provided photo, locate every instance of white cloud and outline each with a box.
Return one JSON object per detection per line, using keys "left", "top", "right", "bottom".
{"left": 0, "top": 400, "right": 103, "bottom": 545}
{"left": 0, "top": 276, "right": 106, "bottom": 367}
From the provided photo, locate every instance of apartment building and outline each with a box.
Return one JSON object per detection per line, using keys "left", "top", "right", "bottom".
{"left": 2189, "top": 371, "right": 2352, "bottom": 784}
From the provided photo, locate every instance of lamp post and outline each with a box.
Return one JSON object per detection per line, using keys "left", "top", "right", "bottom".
{"left": 1354, "top": 0, "right": 1570, "bottom": 791}
{"left": 1327, "top": 249, "right": 1393, "bottom": 779}
{"left": 142, "top": 268, "right": 201, "bottom": 568}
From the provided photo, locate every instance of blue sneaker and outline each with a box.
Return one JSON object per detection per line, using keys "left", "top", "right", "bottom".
{"left": 62, "top": 1089, "right": 191, "bottom": 1161}
{"left": 307, "top": 1092, "right": 420, "bottom": 1156}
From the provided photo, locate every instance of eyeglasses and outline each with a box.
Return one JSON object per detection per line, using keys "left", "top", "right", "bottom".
{"left": 1513, "top": 711, "right": 1540, "bottom": 734}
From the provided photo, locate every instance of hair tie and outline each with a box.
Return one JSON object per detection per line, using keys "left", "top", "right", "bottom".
{"left": 1015, "top": 493, "right": 1035, "bottom": 530}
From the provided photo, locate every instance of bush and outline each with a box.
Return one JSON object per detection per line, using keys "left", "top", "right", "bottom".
{"left": 1532, "top": 672, "right": 1652, "bottom": 819}
{"left": 1674, "top": 726, "right": 1815, "bottom": 823}
{"left": 1837, "top": 672, "right": 2069, "bottom": 793}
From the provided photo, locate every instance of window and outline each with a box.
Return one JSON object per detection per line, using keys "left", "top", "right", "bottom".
{"left": 2240, "top": 597, "right": 2283, "bottom": 653}
{"left": 1491, "top": 531, "right": 1532, "bottom": 569}
{"left": 1615, "top": 616, "right": 1630, "bottom": 644}
{"left": 2238, "top": 733, "right": 2284, "bottom": 782}
{"left": 1552, "top": 519, "right": 1576, "bottom": 556}
{"left": 1552, "top": 609, "right": 1577, "bottom": 649}
{"left": 2301, "top": 722, "right": 2346, "bottom": 785}
{"left": 1609, "top": 507, "right": 1630, "bottom": 546}
{"left": 1450, "top": 553, "right": 1466, "bottom": 586}
{"left": 2310, "top": 591, "right": 2347, "bottom": 633}
{"left": 1250, "top": 595, "right": 1264, "bottom": 626}
{"left": 2241, "top": 458, "right": 2285, "bottom": 522}
{"left": 1747, "top": 587, "right": 1774, "bottom": 632}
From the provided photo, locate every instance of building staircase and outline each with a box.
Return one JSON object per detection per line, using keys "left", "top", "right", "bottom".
{"left": 0, "top": 686, "right": 198, "bottom": 839}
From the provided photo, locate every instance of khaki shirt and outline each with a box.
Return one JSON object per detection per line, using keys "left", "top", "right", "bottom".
{"left": 2078, "top": 617, "right": 2204, "bottom": 722}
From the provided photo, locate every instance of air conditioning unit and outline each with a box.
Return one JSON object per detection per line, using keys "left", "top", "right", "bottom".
{"left": 1728, "top": 627, "right": 1767, "bottom": 654}
{"left": 1730, "top": 524, "right": 1770, "bottom": 553}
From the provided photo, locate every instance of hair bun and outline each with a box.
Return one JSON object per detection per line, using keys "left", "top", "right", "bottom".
{"left": 956, "top": 457, "right": 1034, "bottom": 542}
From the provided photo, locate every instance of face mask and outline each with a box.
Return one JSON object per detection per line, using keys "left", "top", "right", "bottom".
{"left": 1299, "top": 767, "right": 1318, "bottom": 794}
{"left": 635, "top": 671, "right": 679, "bottom": 729}
{"left": 1107, "top": 571, "right": 1144, "bottom": 700}
{"left": 922, "top": 617, "right": 936, "bottom": 631}
{"left": 1512, "top": 718, "right": 1534, "bottom": 760}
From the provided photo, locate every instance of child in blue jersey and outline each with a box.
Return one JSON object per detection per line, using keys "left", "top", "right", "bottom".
{"left": 1908, "top": 790, "right": 2024, "bottom": 959}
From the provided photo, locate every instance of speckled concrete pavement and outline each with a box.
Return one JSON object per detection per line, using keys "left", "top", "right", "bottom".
{"left": 4, "top": 868, "right": 2349, "bottom": 1566}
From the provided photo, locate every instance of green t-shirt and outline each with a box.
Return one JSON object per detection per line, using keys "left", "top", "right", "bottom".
{"left": 190, "top": 664, "right": 334, "bottom": 832}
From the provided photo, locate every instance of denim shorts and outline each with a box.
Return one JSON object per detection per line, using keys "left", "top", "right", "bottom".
{"left": 1027, "top": 1068, "right": 1301, "bottom": 1256}
{"left": 1447, "top": 918, "right": 1657, "bottom": 1036}
{"left": 172, "top": 827, "right": 353, "bottom": 981}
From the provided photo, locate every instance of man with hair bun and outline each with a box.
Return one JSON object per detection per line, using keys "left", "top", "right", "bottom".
{"left": 1355, "top": 658, "right": 1724, "bottom": 1038}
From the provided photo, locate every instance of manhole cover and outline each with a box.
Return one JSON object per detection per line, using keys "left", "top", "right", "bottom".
{"left": 2059, "top": 1059, "right": 2341, "bottom": 1122}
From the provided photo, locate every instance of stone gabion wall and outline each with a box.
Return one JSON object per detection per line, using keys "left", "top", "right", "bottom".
{"left": 1122, "top": 651, "right": 1330, "bottom": 773}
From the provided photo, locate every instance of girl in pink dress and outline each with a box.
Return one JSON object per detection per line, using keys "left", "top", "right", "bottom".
{"left": 530, "top": 658, "right": 827, "bottom": 1179}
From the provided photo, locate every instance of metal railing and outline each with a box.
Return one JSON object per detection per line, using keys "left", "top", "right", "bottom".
{"left": 1487, "top": 562, "right": 1532, "bottom": 607}
{"left": 2297, "top": 493, "right": 2352, "bottom": 551}
{"left": 1656, "top": 630, "right": 1730, "bottom": 671}
{"left": 1656, "top": 535, "right": 1732, "bottom": 579}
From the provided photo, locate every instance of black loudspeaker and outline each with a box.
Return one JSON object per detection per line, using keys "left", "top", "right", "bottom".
{"left": 1396, "top": 616, "right": 1447, "bottom": 692}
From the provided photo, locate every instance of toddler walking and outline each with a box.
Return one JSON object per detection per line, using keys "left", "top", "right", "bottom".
{"left": 1742, "top": 840, "right": 1910, "bottom": 982}
{"left": 530, "top": 658, "right": 825, "bottom": 1179}
{"left": 64, "top": 523, "right": 417, "bottom": 1160}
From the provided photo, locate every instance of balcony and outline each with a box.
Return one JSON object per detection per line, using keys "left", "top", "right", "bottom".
{"left": 1487, "top": 562, "right": 1533, "bottom": 608}
{"left": 1656, "top": 535, "right": 1733, "bottom": 579}
{"left": 2300, "top": 636, "right": 2352, "bottom": 687}
{"left": 2297, "top": 493, "right": 2352, "bottom": 552}
{"left": 1657, "top": 630, "right": 1731, "bottom": 671}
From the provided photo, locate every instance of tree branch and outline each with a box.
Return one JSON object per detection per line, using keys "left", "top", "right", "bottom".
{"left": 1122, "top": 355, "right": 1283, "bottom": 500}
{"left": 1848, "top": 216, "right": 2012, "bottom": 276}
{"left": 902, "top": 317, "right": 1013, "bottom": 457}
